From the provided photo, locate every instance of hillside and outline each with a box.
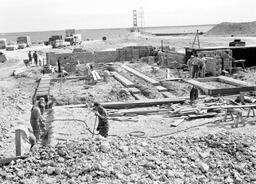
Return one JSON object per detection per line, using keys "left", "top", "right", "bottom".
{"left": 206, "top": 21, "right": 256, "bottom": 35}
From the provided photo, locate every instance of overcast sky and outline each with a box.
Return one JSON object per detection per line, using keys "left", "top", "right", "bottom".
{"left": 0, "top": 0, "right": 255, "bottom": 33}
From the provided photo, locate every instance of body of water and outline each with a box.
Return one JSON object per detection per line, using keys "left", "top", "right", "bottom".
{"left": 0, "top": 24, "right": 214, "bottom": 43}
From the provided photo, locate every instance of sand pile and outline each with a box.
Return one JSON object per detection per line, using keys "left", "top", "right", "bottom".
{"left": 1, "top": 132, "right": 256, "bottom": 183}
{"left": 207, "top": 21, "right": 256, "bottom": 36}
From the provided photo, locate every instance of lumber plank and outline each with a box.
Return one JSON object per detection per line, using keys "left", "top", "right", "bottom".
{"left": 109, "top": 107, "right": 168, "bottom": 116}
{"left": 218, "top": 76, "right": 256, "bottom": 87}
{"left": 132, "top": 94, "right": 148, "bottom": 100}
{"left": 94, "top": 71, "right": 101, "bottom": 80}
{"left": 162, "top": 91, "right": 176, "bottom": 98}
{"left": 59, "top": 96, "right": 207, "bottom": 109}
{"left": 101, "top": 98, "right": 185, "bottom": 109}
{"left": 196, "top": 77, "right": 219, "bottom": 82}
{"left": 187, "top": 113, "right": 217, "bottom": 120}
{"left": 155, "top": 86, "right": 168, "bottom": 92}
{"left": 210, "top": 87, "right": 256, "bottom": 96}
{"left": 160, "top": 78, "right": 182, "bottom": 82}
{"left": 128, "top": 87, "right": 140, "bottom": 94}
{"left": 38, "top": 83, "right": 50, "bottom": 88}
{"left": 112, "top": 72, "right": 135, "bottom": 87}
{"left": 170, "top": 118, "right": 184, "bottom": 127}
{"left": 122, "top": 65, "right": 160, "bottom": 86}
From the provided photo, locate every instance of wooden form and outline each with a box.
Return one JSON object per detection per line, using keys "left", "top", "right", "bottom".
{"left": 128, "top": 87, "right": 140, "bottom": 94}
{"left": 101, "top": 98, "right": 185, "bottom": 109}
{"left": 122, "top": 65, "right": 160, "bottom": 86}
{"left": 184, "top": 76, "right": 256, "bottom": 96}
{"left": 162, "top": 91, "right": 176, "bottom": 98}
{"left": 109, "top": 107, "right": 169, "bottom": 116}
{"left": 132, "top": 94, "right": 148, "bottom": 100}
{"left": 112, "top": 72, "right": 135, "bottom": 87}
{"left": 155, "top": 86, "right": 168, "bottom": 92}
{"left": 60, "top": 97, "right": 186, "bottom": 109}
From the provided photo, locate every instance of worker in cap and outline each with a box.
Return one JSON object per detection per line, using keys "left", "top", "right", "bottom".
{"left": 93, "top": 102, "right": 109, "bottom": 138}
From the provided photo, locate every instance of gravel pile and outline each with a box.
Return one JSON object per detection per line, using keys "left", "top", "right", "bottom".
{"left": 1, "top": 132, "right": 256, "bottom": 184}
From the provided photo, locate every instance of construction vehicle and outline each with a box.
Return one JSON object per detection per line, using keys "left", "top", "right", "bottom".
{"left": 64, "top": 29, "right": 82, "bottom": 45}
{"left": 65, "top": 34, "right": 82, "bottom": 45}
{"left": 17, "top": 36, "right": 31, "bottom": 47}
{"left": 0, "top": 39, "right": 7, "bottom": 49}
{"left": 229, "top": 39, "right": 246, "bottom": 46}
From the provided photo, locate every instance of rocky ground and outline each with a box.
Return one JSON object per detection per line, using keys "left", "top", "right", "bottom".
{"left": 1, "top": 35, "right": 256, "bottom": 184}
{"left": 0, "top": 68, "right": 41, "bottom": 158}
{"left": 1, "top": 132, "right": 256, "bottom": 184}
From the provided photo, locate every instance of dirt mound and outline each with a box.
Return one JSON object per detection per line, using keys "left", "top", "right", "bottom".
{"left": 207, "top": 21, "right": 256, "bottom": 36}
{"left": 1, "top": 132, "right": 256, "bottom": 183}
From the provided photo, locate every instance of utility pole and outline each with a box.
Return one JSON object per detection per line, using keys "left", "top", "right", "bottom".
{"left": 192, "top": 30, "right": 200, "bottom": 48}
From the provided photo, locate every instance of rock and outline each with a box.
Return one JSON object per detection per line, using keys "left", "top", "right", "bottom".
{"left": 46, "top": 166, "right": 55, "bottom": 175}
{"left": 17, "top": 170, "right": 25, "bottom": 178}
{"left": 100, "top": 141, "right": 111, "bottom": 153}
{"left": 55, "top": 168, "right": 62, "bottom": 175}
{"left": 166, "top": 170, "right": 174, "bottom": 178}
{"left": 58, "top": 157, "right": 65, "bottom": 163}
{"left": 120, "top": 146, "right": 129, "bottom": 153}
{"left": 162, "top": 149, "right": 176, "bottom": 156}
{"left": 58, "top": 149, "right": 66, "bottom": 157}
{"left": 198, "top": 162, "right": 209, "bottom": 173}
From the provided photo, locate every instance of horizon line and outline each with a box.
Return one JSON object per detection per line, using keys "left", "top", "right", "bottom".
{"left": 0, "top": 23, "right": 215, "bottom": 35}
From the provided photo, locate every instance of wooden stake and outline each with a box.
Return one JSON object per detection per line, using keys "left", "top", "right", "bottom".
{"left": 15, "top": 129, "right": 21, "bottom": 156}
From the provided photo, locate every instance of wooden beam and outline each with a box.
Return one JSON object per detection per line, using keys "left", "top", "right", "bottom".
{"left": 15, "top": 129, "right": 21, "bottom": 156}
{"left": 132, "top": 94, "right": 148, "bottom": 100}
{"left": 183, "top": 79, "right": 215, "bottom": 95}
{"left": 109, "top": 107, "right": 168, "bottom": 116}
{"left": 112, "top": 72, "right": 135, "bottom": 87}
{"left": 155, "top": 86, "right": 168, "bottom": 92}
{"left": 57, "top": 95, "right": 207, "bottom": 109}
{"left": 162, "top": 91, "right": 176, "bottom": 98}
{"left": 122, "top": 65, "right": 160, "bottom": 86}
{"left": 101, "top": 98, "right": 185, "bottom": 109}
{"left": 128, "top": 87, "right": 140, "bottom": 94}
{"left": 218, "top": 76, "right": 256, "bottom": 87}
{"left": 160, "top": 78, "right": 182, "bottom": 82}
{"left": 196, "top": 77, "right": 218, "bottom": 82}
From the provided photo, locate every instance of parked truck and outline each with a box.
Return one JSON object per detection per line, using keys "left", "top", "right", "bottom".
{"left": 64, "top": 29, "right": 82, "bottom": 45}
{"left": 65, "top": 34, "right": 82, "bottom": 45}
{"left": 0, "top": 39, "right": 7, "bottom": 49}
{"left": 17, "top": 36, "right": 31, "bottom": 47}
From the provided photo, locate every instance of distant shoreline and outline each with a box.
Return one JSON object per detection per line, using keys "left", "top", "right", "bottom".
{"left": 0, "top": 24, "right": 215, "bottom": 35}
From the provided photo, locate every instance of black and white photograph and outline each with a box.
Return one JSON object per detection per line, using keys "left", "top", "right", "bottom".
{"left": 1, "top": 0, "right": 256, "bottom": 183}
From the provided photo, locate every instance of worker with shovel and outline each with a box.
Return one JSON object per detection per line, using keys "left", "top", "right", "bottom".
{"left": 93, "top": 102, "right": 109, "bottom": 138}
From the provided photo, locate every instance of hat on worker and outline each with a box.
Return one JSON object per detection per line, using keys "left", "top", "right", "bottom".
{"left": 93, "top": 102, "right": 100, "bottom": 107}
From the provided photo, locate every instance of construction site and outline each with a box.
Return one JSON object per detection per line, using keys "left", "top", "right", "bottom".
{"left": 1, "top": 5, "right": 256, "bottom": 184}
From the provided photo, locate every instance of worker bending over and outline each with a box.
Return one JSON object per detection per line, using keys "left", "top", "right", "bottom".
{"left": 93, "top": 102, "right": 109, "bottom": 138}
